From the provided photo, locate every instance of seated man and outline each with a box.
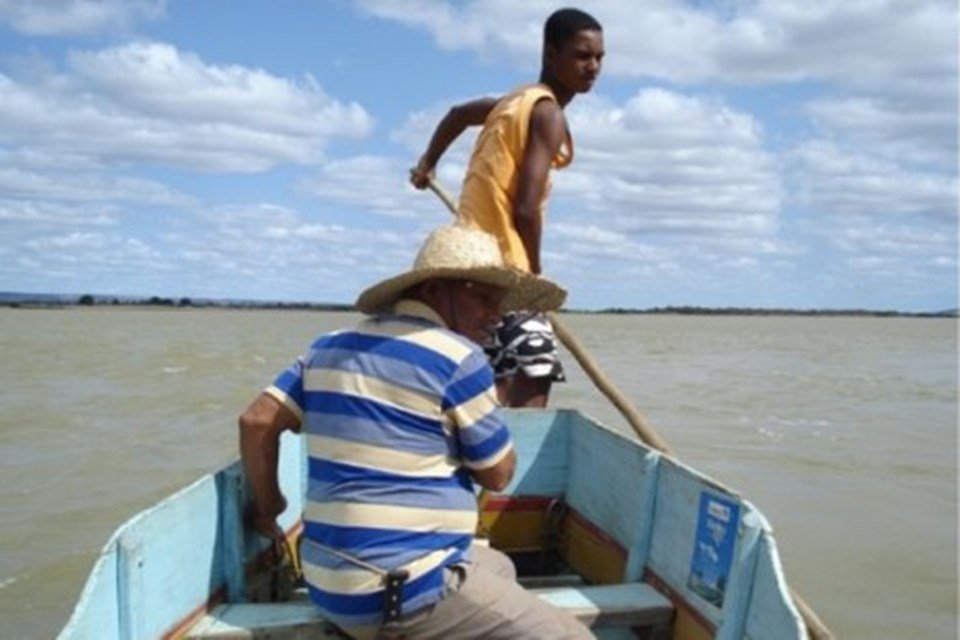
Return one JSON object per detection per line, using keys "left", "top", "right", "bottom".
{"left": 239, "top": 224, "right": 592, "bottom": 639}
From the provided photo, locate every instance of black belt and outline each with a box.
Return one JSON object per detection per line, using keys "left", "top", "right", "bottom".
{"left": 382, "top": 569, "right": 410, "bottom": 622}
{"left": 307, "top": 540, "right": 412, "bottom": 624}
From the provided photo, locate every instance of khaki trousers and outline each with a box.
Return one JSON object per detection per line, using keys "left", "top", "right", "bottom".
{"left": 341, "top": 544, "right": 594, "bottom": 639}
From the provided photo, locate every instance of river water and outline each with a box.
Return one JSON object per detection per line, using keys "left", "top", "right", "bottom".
{"left": 0, "top": 308, "right": 956, "bottom": 639}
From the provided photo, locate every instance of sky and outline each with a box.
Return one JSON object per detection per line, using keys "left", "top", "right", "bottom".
{"left": 0, "top": 0, "right": 956, "bottom": 312}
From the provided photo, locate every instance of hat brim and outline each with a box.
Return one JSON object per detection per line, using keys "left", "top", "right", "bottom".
{"left": 503, "top": 270, "right": 567, "bottom": 313}
{"left": 355, "top": 266, "right": 566, "bottom": 315}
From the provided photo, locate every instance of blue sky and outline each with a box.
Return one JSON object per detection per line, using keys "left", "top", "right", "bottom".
{"left": 0, "top": 0, "right": 956, "bottom": 312}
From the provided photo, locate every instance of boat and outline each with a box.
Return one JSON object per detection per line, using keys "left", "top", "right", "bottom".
{"left": 58, "top": 407, "right": 823, "bottom": 639}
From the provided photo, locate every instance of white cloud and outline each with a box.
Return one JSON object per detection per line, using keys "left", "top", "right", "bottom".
{"left": 326, "top": 87, "right": 782, "bottom": 245}
{"left": 360, "top": 0, "right": 957, "bottom": 200}
{"left": 354, "top": 0, "right": 546, "bottom": 63}
{"left": 790, "top": 140, "right": 957, "bottom": 221}
{"left": 311, "top": 83, "right": 794, "bottom": 308}
{"left": 806, "top": 96, "right": 956, "bottom": 168}
{"left": 0, "top": 196, "right": 426, "bottom": 302}
{"left": 67, "top": 43, "right": 368, "bottom": 137}
{"left": 559, "top": 89, "right": 782, "bottom": 239}
{"left": 0, "top": 0, "right": 953, "bottom": 310}
{"left": 703, "top": 0, "right": 955, "bottom": 86}
{"left": 391, "top": 103, "right": 486, "bottom": 193}
{"left": 164, "top": 203, "right": 425, "bottom": 301}
{"left": 0, "top": 42, "right": 375, "bottom": 172}
{"left": 353, "top": 0, "right": 956, "bottom": 86}
{"left": 0, "top": 198, "right": 116, "bottom": 226}
{"left": 299, "top": 156, "right": 447, "bottom": 219}
{"left": 547, "top": 221, "right": 680, "bottom": 273}
{"left": 26, "top": 230, "right": 108, "bottom": 250}
{"left": 8, "top": 230, "right": 168, "bottom": 281}
{"left": 0, "top": 167, "right": 194, "bottom": 206}
{"left": 0, "top": 0, "right": 164, "bottom": 36}
{"left": 834, "top": 223, "right": 954, "bottom": 260}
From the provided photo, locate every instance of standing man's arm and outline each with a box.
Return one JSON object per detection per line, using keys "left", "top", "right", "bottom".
{"left": 514, "top": 100, "right": 567, "bottom": 275}
{"left": 411, "top": 96, "right": 499, "bottom": 189}
{"left": 239, "top": 393, "right": 301, "bottom": 541}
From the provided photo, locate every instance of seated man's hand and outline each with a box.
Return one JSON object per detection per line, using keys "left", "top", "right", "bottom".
{"left": 247, "top": 498, "right": 287, "bottom": 542}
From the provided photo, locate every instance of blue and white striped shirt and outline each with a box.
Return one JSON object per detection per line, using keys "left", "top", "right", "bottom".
{"left": 266, "top": 300, "right": 513, "bottom": 627}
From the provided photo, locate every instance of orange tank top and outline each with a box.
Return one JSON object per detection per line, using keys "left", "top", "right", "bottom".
{"left": 458, "top": 84, "right": 573, "bottom": 272}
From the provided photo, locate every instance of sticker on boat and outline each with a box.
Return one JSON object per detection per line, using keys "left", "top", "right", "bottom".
{"left": 688, "top": 491, "right": 740, "bottom": 607}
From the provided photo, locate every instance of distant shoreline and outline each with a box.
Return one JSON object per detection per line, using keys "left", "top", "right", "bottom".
{"left": 586, "top": 305, "right": 958, "bottom": 318}
{"left": 1, "top": 292, "right": 955, "bottom": 318}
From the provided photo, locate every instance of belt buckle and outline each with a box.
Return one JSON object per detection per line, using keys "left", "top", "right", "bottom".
{"left": 382, "top": 569, "right": 410, "bottom": 623}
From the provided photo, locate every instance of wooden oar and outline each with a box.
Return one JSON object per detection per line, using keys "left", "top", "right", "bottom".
{"left": 419, "top": 173, "right": 673, "bottom": 455}
{"left": 419, "top": 174, "right": 834, "bottom": 640}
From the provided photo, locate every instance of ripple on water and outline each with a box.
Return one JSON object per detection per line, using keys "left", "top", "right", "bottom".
{"left": 162, "top": 365, "right": 189, "bottom": 374}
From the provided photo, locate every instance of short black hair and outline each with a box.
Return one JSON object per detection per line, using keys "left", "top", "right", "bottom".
{"left": 543, "top": 8, "right": 602, "bottom": 50}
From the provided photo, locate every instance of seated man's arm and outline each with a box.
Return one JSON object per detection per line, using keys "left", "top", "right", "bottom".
{"left": 238, "top": 392, "right": 301, "bottom": 540}
{"left": 446, "top": 353, "right": 517, "bottom": 492}
{"left": 471, "top": 447, "right": 517, "bottom": 492}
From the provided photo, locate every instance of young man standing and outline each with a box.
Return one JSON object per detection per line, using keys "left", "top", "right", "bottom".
{"left": 411, "top": 7, "right": 604, "bottom": 408}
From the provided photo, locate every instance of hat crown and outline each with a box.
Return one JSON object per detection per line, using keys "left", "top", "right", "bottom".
{"left": 412, "top": 223, "right": 505, "bottom": 272}
{"left": 354, "top": 222, "right": 566, "bottom": 315}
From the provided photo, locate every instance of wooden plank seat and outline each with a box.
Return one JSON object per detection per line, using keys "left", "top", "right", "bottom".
{"left": 186, "top": 583, "right": 673, "bottom": 639}
{"left": 185, "top": 601, "right": 339, "bottom": 639}
{"left": 517, "top": 573, "right": 585, "bottom": 589}
{"left": 531, "top": 583, "right": 674, "bottom": 628}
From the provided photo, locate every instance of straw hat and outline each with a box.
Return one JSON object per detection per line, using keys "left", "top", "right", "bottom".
{"left": 355, "top": 223, "right": 566, "bottom": 314}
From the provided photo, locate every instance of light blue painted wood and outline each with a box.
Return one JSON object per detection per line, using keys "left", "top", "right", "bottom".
{"left": 219, "top": 465, "right": 246, "bottom": 603}
{"left": 744, "top": 529, "right": 807, "bottom": 639}
{"left": 532, "top": 582, "right": 673, "bottom": 627}
{"left": 715, "top": 508, "right": 763, "bottom": 640}
{"left": 187, "top": 601, "right": 337, "bottom": 638}
{"left": 502, "top": 409, "right": 570, "bottom": 497}
{"left": 117, "top": 533, "right": 144, "bottom": 640}
{"left": 565, "top": 412, "right": 653, "bottom": 550}
{"left": 59, "top": 544, "right": 121, "bottom": 640}
{"left": 640, "top": 451, "right": 806, "bottom": 639}
{"left": 646, "top": 457, "right": 735, "bottom": 631}
{"left": 624, "top": 451, "right": 661, "bottom": 582}
{"left": 60, "top": 409, "right": 809, "bottom": 640}
{"left": 59, "top": 435, "right": 307, "bottom": 640}
{"left": 277, "top": 430, "right": 305, "bottom": 532}
{"left": 119, "top": 474, "right": 223, "bottom": 638}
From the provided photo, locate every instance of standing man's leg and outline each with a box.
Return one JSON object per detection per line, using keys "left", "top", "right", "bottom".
{"left": 485, "top": 312, "right": 521, "bottom": 406}
{"left": 493, "top": 376, "right": 513, "bottom": 406}
{"left": 509, "top": 374, "right": 552, "bottom": 408}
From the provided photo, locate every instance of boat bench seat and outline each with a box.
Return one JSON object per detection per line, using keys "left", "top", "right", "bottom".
{"left": 186, "top": 583, "right": 673, "bottom": 639}
{"left": 185, "top": 601, "right": 339, "bottom": 639}
{"left": 531, "top": 582, "right": 674, "bottom": 629}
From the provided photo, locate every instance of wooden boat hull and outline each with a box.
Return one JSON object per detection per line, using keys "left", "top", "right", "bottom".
{"left": 59, "top": 409, "right": 807, "bottom": 639}
{"left": 479, "top": 410, "right": 806, "bottom": 639}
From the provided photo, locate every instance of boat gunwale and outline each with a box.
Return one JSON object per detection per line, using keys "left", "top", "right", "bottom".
{"left": 58, "top": 408, "right": 807, "bottom": 640}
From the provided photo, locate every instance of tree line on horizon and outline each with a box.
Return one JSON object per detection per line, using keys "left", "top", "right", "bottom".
{"left": 2, "top": 293, "right": 953, "bottom": 317}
